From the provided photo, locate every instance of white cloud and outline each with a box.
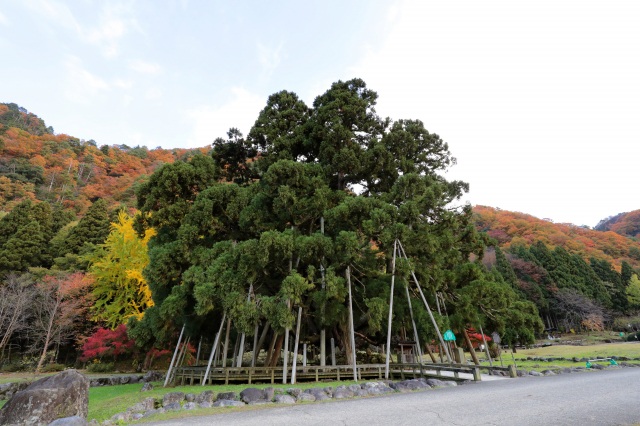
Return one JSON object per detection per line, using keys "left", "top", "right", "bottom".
{"left": 82, "top": 2, "right": 139, "bottom": 58}
{"left": 184, "top": 87, "right": 264, "bottom": 148}
{"left": 0, "top": 10, "right": 9, "bottom": 25}
{"left": 63, "top": 56, "right": 110, "bottom": 103}
{"left": 24, "top": 0, "right": 139, "bottom": 57}
{"left": 257, "top": 41, "right": 284, "bottom": 79}
{"left": 145, "top": 87, "right": 162, "bottom": 100}
{"left": 114, "top": 79, "right": 133, "bottom": 89}
{"left": 25, "top": 0, "right": 80, "bottom": 31}
{"left": 130, "top": 60, "right": 162, "bottom": 74}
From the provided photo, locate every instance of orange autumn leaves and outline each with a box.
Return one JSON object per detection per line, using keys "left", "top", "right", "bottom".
{"left": 473, "top": 205, "right": 640, "bottom": 271}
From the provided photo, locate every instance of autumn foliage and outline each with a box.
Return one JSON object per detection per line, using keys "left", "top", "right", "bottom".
{"left": 473, "top": 205, "right": 640, "bottom": 271}
{"left": 79, "top": 324, "right": 135, "bottom": 362}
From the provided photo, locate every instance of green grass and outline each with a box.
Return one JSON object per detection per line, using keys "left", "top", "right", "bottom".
{"left": 473, "top": 341, "right": 640, "bottom": 372}
{"left": 88, "top": 380, "right": 359, "bottom": 423}
{"left": 4, "top": 337, "right": 640, "bottom": 422}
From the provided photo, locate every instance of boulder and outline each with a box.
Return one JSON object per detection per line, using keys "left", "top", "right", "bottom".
{"left": 142, "top": 371, "right": 163, "bottom": 382}
{"left": 296, "top": 393, "right": 316, "bottom": 402}
{"left": 185, "top": 393, "right": 196, "bottom": 402}
{"left": 127, "top": 397, "right": 156, "bottom": 413}
{"left": 362, "top": 381, "right": 394, "bottom": 395}
{"left": 391, "top": 379, "right": 429, "bottom": 392}
{"left": 240, "top": 388, "right": 266, "bottom": 404}
{"left": 333, "top": 388, "right": 354, "bottom": 399}
{"left": 274, "top": 394, "right": 296, "bottom": 404}
{"left": 0, "top": 369, "right": 89, "bottom": 426}
{"left": 529, "top": 371, "right": 543, "bottom": 376}
{"left": 213, "top": 400, "right": 245, "bottom": 407}
{"left": 287, "top": 388, "right": 302, "bottom": 398}
{"left": 48, "top": 416, "right": 88, "bottom": 426}
{"left": 183, "top": 402, "right": 197, "bottom": 410}
{"left": 304, "top": 388, "right": 329, "bottom": 401}
{"left": 163, "top": 402, "right": 181, "bottom": 411}
{"left": 197, "top": 401, "right": 213, "bottom": 408}
{"left": 140, "top": 382, "right": 153, "bottom": 392}
{"left": 110, "top": 412, "right": 130, "bottom": 423}
{"left": 216, "top": 391, "right": 238, "bottom": 401}
{"left": 162, "top": 392, "right": 185, "bottom": 407}
{"left": 263, "top": 387, "right": 275, "bottom": 402}
{"left": 0, "top": 382, "right": 30, "bottom": 401}
{"left": 195, "top": 390, "right": 215, "bottom": 404}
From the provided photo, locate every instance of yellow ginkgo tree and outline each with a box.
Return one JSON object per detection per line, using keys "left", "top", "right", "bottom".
{"left": 86, "top": 210, "right": 156, "bottom": 328}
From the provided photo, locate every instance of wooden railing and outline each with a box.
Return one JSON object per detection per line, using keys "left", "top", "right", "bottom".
{"left": 172, "top": 361, "right": 513, "bottom": 386}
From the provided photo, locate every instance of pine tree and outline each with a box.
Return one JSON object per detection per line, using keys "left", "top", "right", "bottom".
{"left": 64, "top": 199, "right": 111, "bottom": 254}
{"left": 0, "top": 221, "right": 46, "bottom": 272}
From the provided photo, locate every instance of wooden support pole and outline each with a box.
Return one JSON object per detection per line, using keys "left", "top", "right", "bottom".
{"left": 291, "top": 306, "right": 303, "bottom": 384}
{"left": 236, "top": 333, "right": 246, "bottom": 367}
{"left": 346, "top": 266, "right": 358, "bottom": 381}
{"left": 397, "top": 240, "right": 452, "bottom": 363}
{"left": 331, "top": 338, "right": 336, "bottom": 366}
{"left": 195, "top": 336, "right": 202, "bottom": 367}
{"left": 178, "top": 337, "right": 190, "bottom": 368}
{"left": 404, "top": 281, "right": 424, "bottom": 375}
{"left": 385, "top": 240, "right": 398, "bottom": 379}
{"left": 251, "top": 323, "right": 259, "bottom": 367}
{"left": 164, "top": 324, "right": 185, "bottom": 387}
{"left": 462, "top": 328, "right": 480, "bottom": 365}
{"left": 303, "top": 343, "right": 307, "bottom": 367}
{"left": 320, "top": 216, "right": 326, "bottom": 367}
{"left": 479, "top": 324, "right": 493, "bottom": 367}
{"left": 203, "top": 312, "right": 226, "bottom": 386}
{"left": 222, "top": 317, "right": 231, "bottom": 367}
{"left": 283, "top": 327, "right": 290, "bottom": 383}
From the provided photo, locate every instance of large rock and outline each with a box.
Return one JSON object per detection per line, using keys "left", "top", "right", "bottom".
{"left": 142, "top": 370, "right": 164, "bottom": 382}
{"left": 0, "top": 369, "right": 89, "bottom": 426}
{"left": 47, "top": 417, "right": 88, "bottom": 426}
{"left": 240, "top": 388, "right": 266, "bottom": 404}
{"left": 162, "top": 392, "right": 185, "bottom": 407}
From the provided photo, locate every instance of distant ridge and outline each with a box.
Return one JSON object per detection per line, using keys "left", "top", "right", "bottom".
{"left": 595, "top": 210, "right": 640, "bottom": 239}
{"left": 473, "top": 205, "right": 640, "bottom": 270}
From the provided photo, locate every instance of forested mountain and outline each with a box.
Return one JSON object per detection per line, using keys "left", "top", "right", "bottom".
{"left": 473, "top": 206, "right": 640, "bottom": 332}
{"left": 0, "top": 102, "right": 195, "bottom": 215}
{"left": 473, "top": 206, "right": 640, "bottom": 270}
{"left": 595, "top": 210, "right": 640, "bottom": 239}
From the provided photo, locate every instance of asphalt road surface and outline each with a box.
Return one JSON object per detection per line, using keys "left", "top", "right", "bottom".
{"left": 151, "top": 368, "right": 640, "bottom": 425}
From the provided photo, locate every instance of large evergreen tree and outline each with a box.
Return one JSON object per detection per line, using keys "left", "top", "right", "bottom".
{"left": 129, "top": 78, "right": 542, "bottom": 362}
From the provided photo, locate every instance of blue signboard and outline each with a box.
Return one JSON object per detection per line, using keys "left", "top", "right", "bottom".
{"left": 443, "top": 330, "right": 456, "bottom": 341}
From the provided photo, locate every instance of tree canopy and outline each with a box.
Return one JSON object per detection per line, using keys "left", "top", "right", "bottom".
{"left": 130, "top": 78, "right": 542, "bottom": 355}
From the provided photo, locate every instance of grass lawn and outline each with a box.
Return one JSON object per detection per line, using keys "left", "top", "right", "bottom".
{"left": 88, "top": 379, "right": 359, "bottom": 423}
{"left": 3, "top": 336, "right": 640, "bottom": 423}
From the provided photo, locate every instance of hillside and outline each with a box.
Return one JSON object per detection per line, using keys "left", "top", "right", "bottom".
{"left": 595, "top": 210, "right": 640, "bottom": 239}
{"left": 473, "top": 205, "right": 640, "bottom": 271}
{"left": 0, "top": 103, "right": 200, "bottom": 215}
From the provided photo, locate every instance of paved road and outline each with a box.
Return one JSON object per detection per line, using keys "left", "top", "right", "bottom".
{"left": 151, "top": 368, "right": 640, "bottom": 425}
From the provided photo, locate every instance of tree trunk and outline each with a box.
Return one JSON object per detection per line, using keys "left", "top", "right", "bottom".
{"left": 462, "top": 328, "right": 480, "bottom": 366}
{"left": 269, "top": 335, "right": 284, "bottom": 367}
{"left": 264, "top": 332, "right": 277, "bottom": 367}
{"left": 424, "top": 343, "right": 437, "bottom": 363}
{"left": 35, "top": 298, "right": 61, "bottom": 374}
{"left": 254, "top": 322, "right": 270, "bottom": 366}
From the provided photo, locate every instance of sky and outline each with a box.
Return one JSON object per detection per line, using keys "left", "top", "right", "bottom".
{"left": 1, "top": 0, "right": 639, "bottom": 228}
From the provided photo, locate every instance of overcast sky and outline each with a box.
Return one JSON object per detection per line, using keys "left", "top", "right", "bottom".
{"left": 1, "top": 0, "right": 638, "bottom": 227}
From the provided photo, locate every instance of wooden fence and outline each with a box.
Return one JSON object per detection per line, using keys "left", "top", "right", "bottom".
{"left": 172, "top": 362, "right": 515, "bottom": 386}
